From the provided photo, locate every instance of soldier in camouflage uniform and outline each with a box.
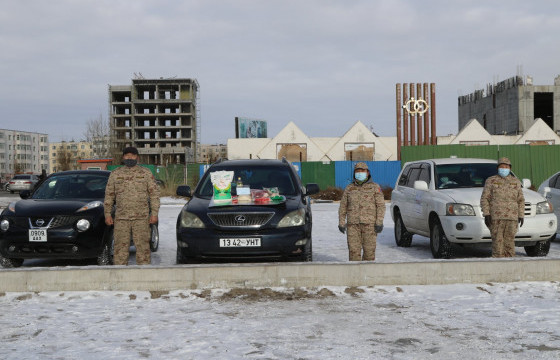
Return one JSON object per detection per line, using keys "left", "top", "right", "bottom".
{"left": 104, "top": 147, "right": 160, "bottom": 265}
{"left": 480, "top": 157, "right": 524, "bottom": 258}
{"left": 338, "top": 162, "right": 386, "bottom": 261}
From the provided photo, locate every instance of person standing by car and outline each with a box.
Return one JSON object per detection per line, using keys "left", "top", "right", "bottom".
{"left": 480, "top": 157, "right": 525, "bottom": 258}
{"left": 338, "top": 162, "right": 386, "bottom": 261}
{"left": 104, "top": 147, "right": 160, "bottom": 265}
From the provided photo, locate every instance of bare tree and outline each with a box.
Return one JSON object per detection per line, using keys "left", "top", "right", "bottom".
{"left": 57, "top": 146, "right": 74, "bottom": 171}
{"left": 84, "top": 114, "right": 111, "bottom": 158}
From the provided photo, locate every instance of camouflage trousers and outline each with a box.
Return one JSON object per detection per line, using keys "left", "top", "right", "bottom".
{"left": 113, "top": 218, "right": 151, "bottom": 265}
{"left": 490, "top": 219, "right": 518, "bottom": 258}
{"left": 346, "top": 223, "right": 377, "bottom": 261}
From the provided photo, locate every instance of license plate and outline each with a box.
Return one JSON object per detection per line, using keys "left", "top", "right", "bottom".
{"left": 219, "top": 238, "right": 261, "bottom": 247}
{"left": 29, "top": 229, "right": 47, "bottom": 242}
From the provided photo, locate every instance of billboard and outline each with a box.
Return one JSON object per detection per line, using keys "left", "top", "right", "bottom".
{"left": 235, "top": 117, "right": 268, "bottom": 138}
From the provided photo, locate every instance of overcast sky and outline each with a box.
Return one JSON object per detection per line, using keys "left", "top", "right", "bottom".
{"left": 1, "top": 0, "right": 559, "bottom": 143}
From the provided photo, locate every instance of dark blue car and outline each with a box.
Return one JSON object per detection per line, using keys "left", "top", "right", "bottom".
{"left": 176, "top": 159, "right": 319, "bottom": 263}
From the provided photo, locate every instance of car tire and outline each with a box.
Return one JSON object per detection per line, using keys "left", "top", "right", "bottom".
{"left": 150, "top": 224, "right": 159, "bottom": 252}
{"left": 524, "top": 240, "right": 550, "bottom": 257}
{"left": 300, "top": 241, "right": 312, "bottom": 262}
{"left": 394, "top": 212, "right": 413, "bottom": 247}
{"left": 97, "top": 227, "right": 114, "bottom": 266}
{"left": 430, "top": 219, "right": 453, "bottom": 259}
{"left": 0, "top": 254, "right": 24, "bottom": 268}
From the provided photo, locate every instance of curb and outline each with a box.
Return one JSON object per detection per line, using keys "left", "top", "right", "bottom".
{"left": 1, "top": 259, "right": 559, "bottom": 292}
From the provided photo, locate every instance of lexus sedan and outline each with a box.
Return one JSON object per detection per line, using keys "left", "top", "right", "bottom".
{"left": 176, "top": 158, "right": 319, "bottom": 263}
{"left": 7, "top": 174, "right": 40, "bottom": 193}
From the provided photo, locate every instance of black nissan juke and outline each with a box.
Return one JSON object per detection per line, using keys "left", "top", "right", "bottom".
{"left": 0, "top": 170, "right": 160, "bottom": 268}
{"left": 0, "top": 171, "right": 114, "bottom": 267}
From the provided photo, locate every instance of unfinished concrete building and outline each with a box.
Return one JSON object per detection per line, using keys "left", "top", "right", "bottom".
{"left": 458, "top": 75, "right": 560, "bottom": 135}
{"left": 108, "top": 78, "right": 199, "bottom": 165}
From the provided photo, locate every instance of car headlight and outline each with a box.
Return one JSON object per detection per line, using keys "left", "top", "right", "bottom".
{"left": 446, "top": 203, "right": 475, "bottom": 216}
{"left": 76, "top": 201, "right": 103, "bottom": 212}
{"left": 278, "top": 208, "right": 306, "bottom": 227}
{"left": 180, "top": 211, "right": 205, "bottom": 228}
{"left": 0, "top": 219, "right": 9, "bottom": 231}
{"left": 536, "top": 201, "right": 553, "bottom": 214}
{"left": 76, "top": 219, "right": 90, "bottom": 232}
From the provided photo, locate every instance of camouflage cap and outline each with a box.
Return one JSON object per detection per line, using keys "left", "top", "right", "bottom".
{"left": 498, "top": 157, "right": 511, "bottom": 166}
{"left": 354, "top": 162, "right": 369, "bottom": 171}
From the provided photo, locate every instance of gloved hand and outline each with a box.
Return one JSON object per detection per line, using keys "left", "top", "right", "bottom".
{"left": 338, "top": 225, "right": 346, "bottom": 234}
{"left": 374, "top": 224, "right": 383, "bottom": 233}
{"left": 518, "top": 217, "right": 524, "bottom": 227}
{"left": 484, "top": 215, "right": 491, "bottom": 228}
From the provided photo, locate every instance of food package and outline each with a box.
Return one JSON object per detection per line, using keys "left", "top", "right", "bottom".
{"left": 210, "top": 171, "right": 234, "bottom": 203}
{"left": 251, "top": 189, "right": 270, "bottom": 204}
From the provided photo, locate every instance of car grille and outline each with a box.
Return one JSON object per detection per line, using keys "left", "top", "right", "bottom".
{"left": 4, "top": 216, "right": 83, "bottom": 229}
{"left": 208, "top": 212, "right": 275, "bottom": 228}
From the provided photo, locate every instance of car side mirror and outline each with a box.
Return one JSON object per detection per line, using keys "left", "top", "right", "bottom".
{"left": 522, "top": 179, "right": 531, "bottom": 188}
{"left": 305, "top": 183, "right": 320, "bottom": 196}
{"left": 19, "top": 190, "right": 30, "bottom": 199}
{"left": 543, "top": 186, "right": 551, "bottom": 197}
{"left": 176, "top": 185, "right": 192, "bottom": 198}
{"left": 414, "top": 180, "right": 428, "bottom": 191}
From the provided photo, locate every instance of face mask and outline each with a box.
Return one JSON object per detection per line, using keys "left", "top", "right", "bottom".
{"left": 498, "top": 168, "right": 510, "bottom": 177}
{"left": 123, "top": 159, "right": 137, "bottom": 168}
{"left": 355, "top": 172, "right": 367, "bottom": 182}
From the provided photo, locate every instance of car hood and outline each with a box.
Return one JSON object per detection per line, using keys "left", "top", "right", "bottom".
{"left": 11, "top": 199, "right": 99, "bottom": 217}
{"left": 440, "top": 187, "right": 545, "bottom": 205}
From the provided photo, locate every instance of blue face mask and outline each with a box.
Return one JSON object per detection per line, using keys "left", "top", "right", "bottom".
{"left": 355, "top": 172, "right": 367, "bottom": 182}
{"left": 498, "top": 168, "right": 510, "bottom": 177}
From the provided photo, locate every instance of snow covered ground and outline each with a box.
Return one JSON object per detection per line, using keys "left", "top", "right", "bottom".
{"left": 1, "top": 196, "right": 560, "bottom": 359}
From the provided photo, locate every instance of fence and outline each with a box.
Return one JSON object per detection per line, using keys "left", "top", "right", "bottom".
{"left": 189, "top": 161, "right": 401, "bottom": 190}
{"left": 401, "top": 144, "right": 560, "bottom": 188}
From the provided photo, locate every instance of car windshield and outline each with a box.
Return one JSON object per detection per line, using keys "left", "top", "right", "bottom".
{"left": 435, "top": 163, "right": 498, "bottom": 189}
{"left": 32, "top": 174, "right": 109, "bottom": 200}
{"left": 197, "top": 165, "right": 298, "bottom": 198}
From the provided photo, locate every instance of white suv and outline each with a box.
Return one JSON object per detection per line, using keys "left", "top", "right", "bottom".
{"left": 390, "top": 158, "right": 556, "bottom": 258}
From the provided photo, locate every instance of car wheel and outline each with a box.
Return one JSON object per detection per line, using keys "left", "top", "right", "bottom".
{"left": 97, "top": 228, "right": 114, "bottom": 265}
{"left": 150, "top": 224, "right": 159, "bottom": 252}
{"left": 394, "top": 212, "right": 413, "bottom": 247}
{"left": 430, "top": 219, "right": 453, "bottom": 259}
{"left": 524, "top": 240, "right": 550, "bottom": 257}
{"left": 299, "top": 240, "right": 312, "bottom": 262}
{"left": 0, "top": 254, "right": 23, "bottom": 268}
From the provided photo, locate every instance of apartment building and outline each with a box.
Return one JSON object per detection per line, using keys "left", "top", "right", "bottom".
{"left": 0, "top": 129, "right": 48, "bottom": 180}
{"left": 197, "top": 143, "right": 228, "bottom": 163}
{"left": 109, "top": 77, "right": 199, "bottom": 165}
{"left": 49, "top": 140, "right": 94, "bottom": 173}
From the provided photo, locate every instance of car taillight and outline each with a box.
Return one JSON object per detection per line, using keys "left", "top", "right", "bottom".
{"left": 23, "top": 181, "right": 32, "bottom": 184}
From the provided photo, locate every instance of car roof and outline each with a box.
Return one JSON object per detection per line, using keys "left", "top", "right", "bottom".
{"left": 405, "top": 158, "right": 498, "bottom": 166}
{"left": 48, "top": 170, "right": 111, "bottom": 177}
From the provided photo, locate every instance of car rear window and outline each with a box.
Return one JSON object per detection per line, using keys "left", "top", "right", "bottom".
{"left": 197, "top": 165, "right": 298, "bottom": 197}
{"left": 32, "top": 174, "right": 109, "bottom": 199}
{"left": 12, "top": 175, "right": 31, "bottom": 180}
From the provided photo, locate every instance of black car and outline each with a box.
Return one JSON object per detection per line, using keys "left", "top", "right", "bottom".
{"left": 176, "top": 159, "right": 319, "bottom": 263}
{"left": 0, "top": 171, "right": 114, "bottom": 267}
{"left": 0, "top": 170, "right": 160, "bottom": 268}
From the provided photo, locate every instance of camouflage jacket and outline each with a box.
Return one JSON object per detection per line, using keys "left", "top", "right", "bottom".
{"left": 480, "top": 174, "right": 524, "bottom": 220}
{"left": 339, "top": 179, "right": 385, "bottom": 226}
{"left": 104, "top": 165, "right": 160, "bottom": 220}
